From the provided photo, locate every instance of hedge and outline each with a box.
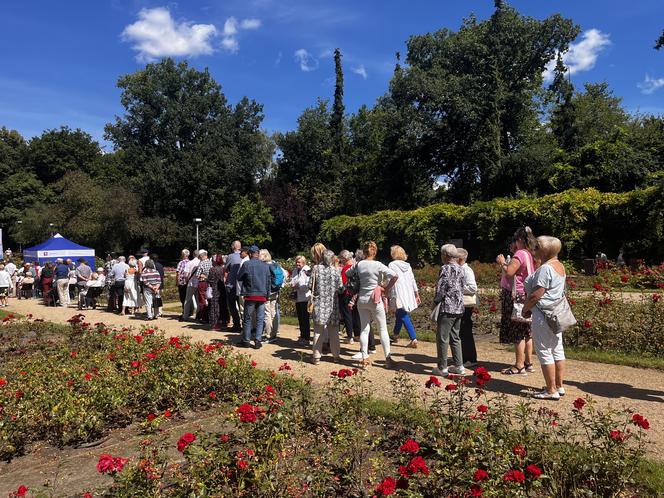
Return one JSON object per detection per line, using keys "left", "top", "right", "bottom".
{"left": 318, "top": 185, "right": 664, "bottom": 264}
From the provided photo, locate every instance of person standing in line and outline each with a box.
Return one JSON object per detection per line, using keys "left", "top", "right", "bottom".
{"left": 347, "top": 241, "right": 399, "bottom": 368}
{"left": 207, "top": 254, "right": 226, "bottom": 331}
{"left": 496, "top": 227, "right": 537, "bottom": 376}
{"left": 4, "top": 259, "right": 17, "bottom": 298}
{"left": 151, "top": 254, "right": 165, "bottom": 317}
{"left": 259, "top": 249, "right": 282, "bottom": 343}
{"left": 310, "top": 248, "right": 343, "bottom": 365}
{"left": 0, "top": 263, "right": 12, "bottom": 307}
{"left": 176, "top": 249, "right": 191, "bottom": 311}
{"left": 122, "top": 257, "right": 141, "bottom": 315}
{"left": 338, "top": 250, "right": 355, "bottom": 344}
{"left": 522, "top": 236, "right": 569, "bottom": 400}
{"left": 110, "top": 256, "right": 128, "bottom": 313}
{"left": 104, "top": 253, "right": 118, "bottom": 311}
{"left": 75, "top": 259, "right": 92, "bottom": 308}
{"left": 140, "top": 259, "right": 161, "bottom": 321}
{"left": 195, "top": 250, "right": 212, "bottom": 322}
{"left": 237, "top": 245, "right": 271, "bottom": 349}
{"left": 54, "top": 258, "right": 70, "bottom": 307}
{"left": 181, "top": 250, "right": 200, "bottom": 321}
{"left": 432, "top": 244, "right": 466, "bottom": 377}
{"left": 290, "top": 255, "right": 311, "bottom": 345}
{"left": 388, "top": 245, "right": 420, "bottom": 349}
{"left": 224, "top": 241, "right": 243, "bottom": 331}
{"left": 40, "top": 262, "right": 54, "bottom": 305}
{"left": 457, "top": 248, "right": 478, "bottom": 367}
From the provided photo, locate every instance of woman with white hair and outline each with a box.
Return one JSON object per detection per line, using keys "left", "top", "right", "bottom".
{"left": 310, "top": 248, "right": 343, "bottom": 364}
{"left": 290, "top": 254, "right": 312, "bottom": 344}
{"left": 388, "top": 245, "right": 420, "bottom": 348}
{"left": 176, "top": 249, "right": 191, "bottom": 311}
{"left": 122, "top": 256, "right": 141, "bottom": 315}
{"left": 522, "top": 236, "right": 570, "bottom": 400}
{"left": 432, "top": 244, "right": 466, "bottom": 377}
{"left": 457, "top": 248, "right": 478, "bottom": 367}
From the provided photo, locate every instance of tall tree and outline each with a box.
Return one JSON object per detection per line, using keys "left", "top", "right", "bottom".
{"left": 388, "top": 2, "right": 579, "bottom": 202}
{"left": 549, "top": 54, "right": 578, "bottom": 151}
{"left": 330, "top": 48, "right": 345, "bottom": 156}
{"left": 104, "top": 58, "right": 272, "bottom": 242}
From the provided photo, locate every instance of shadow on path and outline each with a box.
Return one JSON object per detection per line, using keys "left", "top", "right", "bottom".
{"left": 565, "top": 380, "right": 664, "bottom": 403}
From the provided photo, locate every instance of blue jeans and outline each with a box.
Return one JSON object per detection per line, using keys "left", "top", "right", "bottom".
{"left": 393, "top": 308, "right": 417, "bottom": 340}
{"left": 242, "top": 299, "right": 265, "bottom": 343}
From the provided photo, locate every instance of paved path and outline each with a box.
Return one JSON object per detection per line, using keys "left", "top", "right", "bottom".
{"left": 6, "top": 298, "right": 664, "bottom": 460}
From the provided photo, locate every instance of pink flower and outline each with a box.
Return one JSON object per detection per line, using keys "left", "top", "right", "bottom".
{"left": 97, "top": 454, "right": 127, "bottom": 474}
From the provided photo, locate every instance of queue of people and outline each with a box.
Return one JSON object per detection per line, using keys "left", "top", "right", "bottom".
{"left": 2, "top": 227, "right": 575, "bottom": 401}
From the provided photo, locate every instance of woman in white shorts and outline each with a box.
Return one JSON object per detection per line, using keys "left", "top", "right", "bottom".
{"left": 522, "top": 236, "right": 567, "bottom": 400}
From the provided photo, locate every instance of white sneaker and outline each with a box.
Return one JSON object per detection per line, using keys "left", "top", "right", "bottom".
{"left": 447, "top": 366, "right": 467, "bottom": 376}
{"left": 532, "top": 390, "right": 560, "bottom": 400}
{"left": 541, "top": 386, "right": 566, "bottom": 396}
{"left": 431, "top": 367, "right": 448, "bottom": 377}
{"left": 351, "top": 352, "right": 364, "bottom": 360}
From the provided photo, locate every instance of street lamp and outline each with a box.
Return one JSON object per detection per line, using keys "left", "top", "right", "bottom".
{"left": 48, "top": 223, "right": 54, "bottom": 237}
{"left": 194, "top": 218, "right": 202, "bottom": 251}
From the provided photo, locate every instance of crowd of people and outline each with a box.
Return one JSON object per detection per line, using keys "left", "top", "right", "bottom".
{"left": 0, "top": 227, "right": 575, "bottom": 401}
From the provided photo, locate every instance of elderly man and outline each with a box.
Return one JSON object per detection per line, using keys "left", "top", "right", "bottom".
{"left": 54, "top": 258, "right": 70, "bottom": 307}
{"left": 224, "top": 241, "right": 243, "bottom": 331}
{"left": 4, "top": 259, "right": 17, "bottom": 298}
{"left": 181, "top": 250, "right": 200, "bottom": 321}
{"left": 236, "top": 245, "right": 271, "bottom": 349}
{"left": 195, "top": 250, "right": 212, "bottom": 322}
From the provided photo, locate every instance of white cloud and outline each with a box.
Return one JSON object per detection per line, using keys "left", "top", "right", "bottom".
{"left": 352, "top": 64, "right": 368, "bottom": 80}
{"left": 294, "top": 49, "right": 319, "bottom": 72}
{"left": 274, "top": 51, "right": 283, "bottom": 66}
{"left": 240, "top": 18, "right": 262, "bottom": 30}
{"left": 638, "top": 74, "right": 664, "bottom": 95}
{"left": 122, "top": 7, "right": 217, "bottom": 62}
{"left": 543, "top": 29, "right": 611, "bottom": 82}
{"left": 221, "top": 16, "right": 262, "bottom": 54}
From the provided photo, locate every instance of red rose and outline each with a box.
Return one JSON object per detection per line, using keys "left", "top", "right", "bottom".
{"left": 14, "top": 485, "right": 28, "bottom": 497}
{"left": 425, "top": 376, "right": 441, "bottom": 388}
{"left": 209, "top": 391, "right": 216, "bottom": 399}
{"left": 573, "top": 398, "right": 586, "bottom": 410}
{"left": 237, "top": 459, "right": 249, "bottom": 470}
{"left": 583, "top": 320, "right": 592, "bottom": 329}
{"left": 512, "top": 444, "right": 527, "bottom": 458}
{"left": 525, "top": 464, "right": 542, "bottom": 479}
{"left": 610, "top": 430, "right": 628, "bottom": 443}
{"left": 620, "top": 274, "right": 629, "bottom": 283}
{"left": 0, "top": 378, "right": 6, "bottom": 387}
{"left": 164, "top": 409, "right": 172, "bottom": 417}
{"left": 477, "top": 405, "right": 489, "bottom": 413}
{"left": 489, "top": 304, "right": 497, "bottom": 313}
{"left": 474, "top": 366, "right": 491, "bottom": 385}
{"left": 652, "top": 293, "right": 661, "bottom": 303}
{"left": 445, "top": 383, "right": 458, "bottom": 391}
{"left": 219, "top": 434, "right": 231, "bottom": 442}
{"left": 217, "top": 357, "right": 227, "bottom": 368}
{"left": 470, "top": 484, "right": 483, "bottom": 497}
{"left": 147, "top": 413, "right": 156, "bottom": 422}
{"left": 632, "top": 414, "right": 650, "bottom": 430}
{"left": 265, "top": 385, "right": 277, "bottom": 396}
{"left": 134, "top": 335, "right": 143, "bottom": 343}
{"left": 97, "top": 454, "right": 127, "bottom": 474}
{"left": 503, "top": 469, "right": 526, "bottom": 483}
{"left": 177, "top": 433, "right": 196, "bottom": 452}
{"left": 85, "top": 373, "right": 92, "bottom": 381}
{"left": 278, "top": 362, "right": 292, "bottom": 371}
{"left": 404, "top": 456, "right": 429, "bottom": 476}
{"left": 83, "top": 492, "right": 93, "bottom": 498}
{"left": 71, "top": 351, "right": 78, "bottom": 358}
{"left": 399, "top": 439, "right": 420, "bottom": 454}
{"left": 374, "top": 476, "right": 397, "bottom": 496}
{"left": 473, "top": 469, "right": 489, "bottom": 481}
{"left": 251, "top": 360, "right": 257, "bottom": 367}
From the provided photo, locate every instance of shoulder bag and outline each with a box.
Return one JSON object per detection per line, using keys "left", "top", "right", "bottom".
{"left": 307, "top": 266, "right": 317, "bottom": 314}
{"left": 510, "top": 253, "right": 533, "bottom": 323}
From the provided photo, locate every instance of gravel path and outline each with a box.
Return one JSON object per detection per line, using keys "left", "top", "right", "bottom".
{"left": 6, "top": 298, "right": 664, "bottom": 461}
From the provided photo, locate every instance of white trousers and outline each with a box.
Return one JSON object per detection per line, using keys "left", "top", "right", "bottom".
{"left": 357, "top": 301, "right": 391, "bottom": 360}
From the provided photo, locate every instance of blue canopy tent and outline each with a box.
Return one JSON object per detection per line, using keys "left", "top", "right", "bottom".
{"left": 23, "top": 234, "right": 95, "bottom": 268}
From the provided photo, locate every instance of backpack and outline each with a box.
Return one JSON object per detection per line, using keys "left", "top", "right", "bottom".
{"left": 271, "top": 263, "right": 285, "bottom": 293}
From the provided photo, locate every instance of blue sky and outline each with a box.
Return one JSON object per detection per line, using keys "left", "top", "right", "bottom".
{"left": 1, "top": 0, "right": 663, "bottom": 148}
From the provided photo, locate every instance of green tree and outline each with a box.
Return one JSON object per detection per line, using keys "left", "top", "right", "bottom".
{"left": 388, "top": 2, "right": 579, "bottom": 202}
{"left": 548, "top": 54, "right": 578, "bottom": 151}
{"left": 330, "top": 48, "right": 345, "bottom": 156}
{"left": 25, "top": 126, "right": 101, "bottom": 184}
{"left": 104, "top": 58, "right": 272, "bottom": 237}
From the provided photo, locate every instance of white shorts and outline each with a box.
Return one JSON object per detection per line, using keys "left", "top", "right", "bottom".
{"left": 531, "top": 308, "right": 565, "bottom": 365}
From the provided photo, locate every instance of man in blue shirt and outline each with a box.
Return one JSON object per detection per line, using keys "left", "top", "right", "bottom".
{"left": 54, "top": 258, "right": 70, "bottom": 307}
{"left": 236, "top": 245, "right": 271, "bottom": 349}
{"left": 225, "top": 240, "right": 243, "bottom": 331}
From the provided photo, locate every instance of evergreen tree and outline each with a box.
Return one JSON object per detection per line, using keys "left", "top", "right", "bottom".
{"left": 549, "top": 54, "right": 578, "bottom": 151}
{"left": 330, "top": 48, "right": 345, "bottom": 156}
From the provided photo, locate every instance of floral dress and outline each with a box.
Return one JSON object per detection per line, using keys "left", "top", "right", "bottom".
{"left": 310, "top": 264, "right": 343, "bottom": 326}
{"left": 207, "top": 265, "right": 225, "bottom": 327}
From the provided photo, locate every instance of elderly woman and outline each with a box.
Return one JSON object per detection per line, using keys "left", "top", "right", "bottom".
{"left": 432, "top": 244, "right": 466, "bottom": 377}
{"left": 310, "top": 247, "right": 343, "bottom": 364}
{"left": 122, "top": 257, "right": 141, "bottom": 315}
{"left": 389, "top": 245, "right": 420, "bottom": 348}
{"left": 496, "top": 227, "right": 537, "bottom": 375}
{"left": 338, "top": 250, "right": 356, "bottom": 343}
{"left": 290, "top": 254, "right": 312, "bottom": 344}
{"left": 207, "top": 254, "right": 226, "bottom": 331}
{"left": 457, "top": 248, "right": 478, "bottom": 367}
{"left": 176, "top": 249, "right": 191, "bottom": 311}
{"left": 348, "top": 241, "right": 398, "bottom": 368}
{"left": 140, "top": 259, "right": 161, "bottom": 320}
{"left": 259, "top": 249, "right": 279, "bottom": 342}
{"left": 522, "top": 236, "right": 569, "bottom": 400}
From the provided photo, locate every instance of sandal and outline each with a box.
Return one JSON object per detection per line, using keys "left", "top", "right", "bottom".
{"left": 525, "top": 362, "right": 535, "bottom": 373}
{"left": 501, "top": 365, "right": 527, "bottom": 375}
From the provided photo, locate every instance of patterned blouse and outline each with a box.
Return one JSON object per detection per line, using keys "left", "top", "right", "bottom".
{"left": 310, "top": 264, "right": 343, "bottom": 326}
{"left": 434, "top": 262, "right": 466, "bottom": 315}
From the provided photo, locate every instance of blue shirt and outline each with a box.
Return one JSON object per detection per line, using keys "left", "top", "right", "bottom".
{"left": 225, "top": 251, "right": 242, "bottom": 288}
{"left": 55, "top": 263, "right": 70, "bottom": 280}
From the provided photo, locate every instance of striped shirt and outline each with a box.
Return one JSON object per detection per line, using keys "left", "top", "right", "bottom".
{"left": 140, "top": 268, "right": 162, "bottom": 288}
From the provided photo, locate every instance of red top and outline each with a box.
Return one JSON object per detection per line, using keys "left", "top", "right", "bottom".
{"left": 244, "top": 295, "right": 267, "bottom": 302}
{"left": 341, "top": 263, "right": 352, "bottom": 285}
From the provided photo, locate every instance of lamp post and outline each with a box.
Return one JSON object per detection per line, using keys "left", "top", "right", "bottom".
{"left": 48, "top": 223, "right": 54, "bottom": 237}
{"left": 16, "top": 220, "right": 22, "bottom": 254}
{"left": 194, "top": 218, "right": 202, "bottom": 251}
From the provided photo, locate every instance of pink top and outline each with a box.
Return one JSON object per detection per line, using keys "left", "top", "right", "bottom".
{"left": 500, "top": 249, "right": 535, "bottom": 295}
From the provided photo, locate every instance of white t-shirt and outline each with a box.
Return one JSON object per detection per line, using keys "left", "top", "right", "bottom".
{"left": 185, "top": 257, "right": 200, "bottom": 288}
{"left": 5, "top": 262, "right": 16, "bottom": 276}
{"left": 525, "top": 263, "right": 566, "bottom": 309}
{"left": 0, "top": 269, "right": 11, "bottom": 287}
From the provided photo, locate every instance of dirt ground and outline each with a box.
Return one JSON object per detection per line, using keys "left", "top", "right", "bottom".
{"left": 2, "top": 297, "right": 663, "bottom": 496}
